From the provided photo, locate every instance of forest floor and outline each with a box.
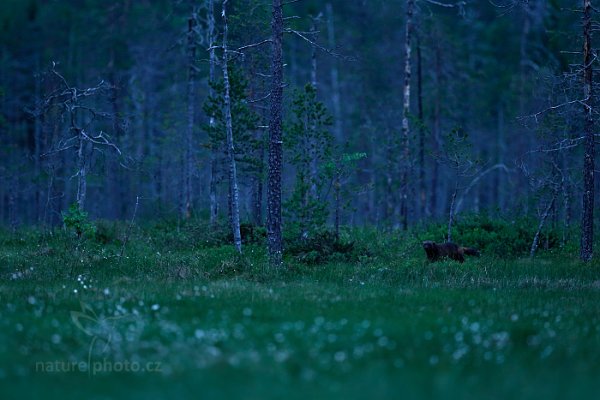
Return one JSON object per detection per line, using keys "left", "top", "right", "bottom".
{"left": 1, "top": 226, "right": 600, "bottom": 399}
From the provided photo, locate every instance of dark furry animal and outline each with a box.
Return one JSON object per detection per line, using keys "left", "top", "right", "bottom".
{"left": 422, "top": 241, "right": 480, "bottom": 263}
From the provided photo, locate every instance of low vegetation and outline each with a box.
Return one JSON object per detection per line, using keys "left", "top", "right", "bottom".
{"left": 1, "top": 218, "right": 599, "bottom": 399}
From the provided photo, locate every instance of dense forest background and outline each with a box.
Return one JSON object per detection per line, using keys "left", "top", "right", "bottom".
{"left": 0, "top": 0, "right": 592, "bottom": 237}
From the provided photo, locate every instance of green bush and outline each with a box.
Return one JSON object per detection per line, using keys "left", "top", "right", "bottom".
{"left": 62, "top": 204, "right": 96, "bottom": 239}
{"left": 144, "top": 219, "right": 266, "bottom": 251}
{"left": 285, "top": 228, "right": 359, "bottom": 264}
{"left": 419, "top": 214, "right": 562, "bottom": 257}
{"left": 94, "top": 219, "right": 125, "bottom": 245}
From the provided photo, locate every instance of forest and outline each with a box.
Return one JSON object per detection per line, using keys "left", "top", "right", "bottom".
{"left": 1, "top": 1, "right": 600, "bottom": 399}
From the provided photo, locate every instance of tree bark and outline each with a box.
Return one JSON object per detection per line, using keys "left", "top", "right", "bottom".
{"left": 494, "top": 104, "right": 506, "bottom": 211}
{"left": 183, "top": 9, "right": 197, "bottom": 219}
{"left": 327, "top": 3, "right": 342, "bottom": 145}
{"left": 327, "top": 3, "right": 344, "bottom": 234}
{"left": 580, "top": 0, "right": 594, "bottom": 261}
{"left": 222, "top": 0, "right": 242, "bottom": 254}
{"left": 108, "top": 50, "right": 125, "bottom": 219}
{"left": 400, "top": 0, "right": 414, "bottom": 230}
{"left": 310, "top": 16, "right": 319, "bottom": 91}
{"left": 34, "top": 67, "right": 43, "bottom": 223}
{"left": 267, "top": 0, "right": 284, "bottom": 267}
{"left": 8, "top": 175, "right": 18, "bottom": 232}
{"left": 561, "top": 149, "right": 571, "bottom": 248}
{"left": 447, "top": 180, "right": 458, "bottom": 243}
{"left": 76, "top": 129, "right": 87, "bottom": 211}
{"left": 430, "top": 41, "right": 442, "bottom": 218}
{"left": 252, "top": 162, "right": 264, "bottom": 225}
{"left": 248, "top": 59, "right": 264, "bottom": 227}
{"left": 417, "top": 32, "right": 426, "bottom": 219}
{"left": 208, "top": 0, "right": 219, "bottom": 227}
{"left": 309, "top": 15, "right": 320, "bottom": 199}
{"left": 334, "top": 176, "right": 341, "bottom": 239}
{"left": 531, "top": 195, "right": 556, "bottom": 258}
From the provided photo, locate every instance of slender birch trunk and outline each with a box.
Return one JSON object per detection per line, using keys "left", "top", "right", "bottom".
{"left": 208, "top": 0, "right": 219, "bottom": 227}
{"left": 531, "top": 195, "right": 556, "bottom": 258}
{"left": 221, "top": 0, "right": 242, "bottom": 253}
{"left": 400, "top": 0, "right": 414, "bottom": 230}
{"left": 76, "top": 129, "right": 87, "bottom": 211}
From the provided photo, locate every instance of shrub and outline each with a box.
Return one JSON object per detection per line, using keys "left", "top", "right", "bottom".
{"left": 419, "top": 214, "right": 561, "bottom": 257}
{"left": 94, "top": 220, "right": 125, "bottom": 245}
{"left": 144, "top": 219, "right": 266, "bottom": 251}
{"left": 285, "top": 229, "right": 358, "bottom": 264}
{"left": 62, "top": 204, "right": 96, "bottom": 239}
{"left": 228, "top": 223, "right": 267, "bottom": 245}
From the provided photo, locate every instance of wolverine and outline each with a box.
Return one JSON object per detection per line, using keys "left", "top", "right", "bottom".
{"left": 422, "top": 241, "right": 480, "bottom": 263}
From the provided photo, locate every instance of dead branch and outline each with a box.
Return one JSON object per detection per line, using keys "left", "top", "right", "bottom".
{"left": 284, "top": 28, "right": 355, "bottom": 61}
{"left": 455, "top": 163, "right": 512, "bottom": 214}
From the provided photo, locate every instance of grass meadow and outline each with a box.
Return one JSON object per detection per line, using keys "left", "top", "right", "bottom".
{"left": 1, "top": 223, "right": 600, "bottom": 399}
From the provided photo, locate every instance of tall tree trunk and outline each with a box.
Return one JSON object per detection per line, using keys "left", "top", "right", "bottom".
{"left": 430, "top": 40, "right": 442, "bottom": 218}
{"left": 310, "top": 16, "right": 319, "bottom": 90}
{"left": 252, "top": 151, "right": 264, "bottom": 225}
{"left": 561, "top": 144, "right": 571, "bottom": 247}
{"left": 267, "top": 0, "right": 284, "bottom": 267}
{"left": 327, "top": 3, "right": 342, "bottom": 144}
{"left": 400, "top": 0, "right": 415, "bottom": 230}
{"left": 519, "top": 3, "right": 533, "bottom": 214}
{"left": 106, "top": 1, "right": 130, "bottom": 219}
{"left": 334, "top": 176, "right": 341, "bottom": 239}
{"left": 76, "top": 130, "right": 87, "bottom": 211}
{"left": 416, "top": 32, "right": 426, "bottom": 220}
{"left": 494, "top": 103, "right": 506, "bottom": 211}
{"left": 208, "top": 0, "right": 219, "bottom": 227}
{"left": 385, "top": 138, "right": 394, "bottom": 224}
{"left": 222, "top": 0, "right": 242, "bottom": 253}
{"left": 580, "top": 0, "right": 594, "bottom": 261}
{"left": 41, "top": 106, "right": 56, "bottom": 227}
{"left": 309, "top": 15, "right": 320, "bottom": 199}
{"left": 327, "top": 3, "right": 344, "bottom": 234}
{"left": 34, "top": 65, "right": 43, "bottom": 223}
{"left": 8, "top": 175, "right": 18, "bottom": 232}
{"left": 107, "top": 76, "right": 118, "bottom": 218}
{"left": 248, "top": 59, "right": 264, "bottom": 226}
{"left": 531, "top": 195, "right": 556, "bottom": 258}
{"left": 107, "top": 68, "right": 126, "bottom": 219}
{"left": 183, "top": 9, "right": 197, "bottom": 219}
{"left": 447, "top": 180, "right": 458, "bottom": 243}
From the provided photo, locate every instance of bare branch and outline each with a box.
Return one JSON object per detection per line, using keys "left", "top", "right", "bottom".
{"left": 235, "top": 39, "right": 272, "bottom": 52}
{"left": 424, "top": 0, "right": 466, "bottom": 8}
{"left": 520, "top": 97, "right": 590, "bottom": 123}
{"left": 248, "top": 92, "right": 272, "bottom": 103}
{"left": 284, "top": 28, "right": 355, "bottom": 61}
{"left": 455, "top": 164, "right": 512, "bottom": 214}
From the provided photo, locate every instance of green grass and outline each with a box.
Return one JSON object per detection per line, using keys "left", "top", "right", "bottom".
{"left": 1, "top": 226, "right": 600, "bottom": 399}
